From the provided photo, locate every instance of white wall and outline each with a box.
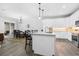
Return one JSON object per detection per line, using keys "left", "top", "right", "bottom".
{"left": 19, "top": 16, "right": 43, "bottom": 32}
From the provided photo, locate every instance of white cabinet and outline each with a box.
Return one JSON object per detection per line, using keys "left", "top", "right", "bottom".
{"left": 32, "top": 32, "right": 56, "bottom": 56}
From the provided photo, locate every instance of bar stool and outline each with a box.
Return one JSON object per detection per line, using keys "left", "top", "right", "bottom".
{"left": 0, "top": 33, "right": 4, "bottom": 47}
{"left": 25, "top": 30, "right": 32, "bottom": 50}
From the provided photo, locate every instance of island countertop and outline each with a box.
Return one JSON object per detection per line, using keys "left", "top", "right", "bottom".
{"left": 31, "top": 32, "right": 55, "bottom": 36}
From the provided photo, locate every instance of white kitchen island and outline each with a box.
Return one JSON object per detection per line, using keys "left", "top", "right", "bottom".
{"left": 31, "top": 32, "right": 56, "bottom": 56}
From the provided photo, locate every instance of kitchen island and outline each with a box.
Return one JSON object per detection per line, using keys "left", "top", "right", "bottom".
{"left": 31, "top": 32, "right": 56, "bottom": 56}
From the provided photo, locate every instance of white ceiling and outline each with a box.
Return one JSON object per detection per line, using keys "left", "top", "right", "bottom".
{"left": 0, "top": 3, "right": 79, "bottom": 19}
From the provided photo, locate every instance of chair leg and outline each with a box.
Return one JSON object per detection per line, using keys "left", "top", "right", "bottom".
{"left": 0, "top": 41, "right": 3, "bottom": 48}
{"left": 29, "top": 40, "right": 32, "bottom": 46}
{"left": 0, "top": 45, "right": 1, "bottom": 48}
{"left": 29, "top": 40, "right": 30, "bottom": 45}
{"left": 25, "top": 39, "right": 27, "bottom": 50}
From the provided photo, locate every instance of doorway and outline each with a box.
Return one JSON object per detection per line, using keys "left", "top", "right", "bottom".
{"left": 4, "top": 22, "right": 15, "bottom": 39}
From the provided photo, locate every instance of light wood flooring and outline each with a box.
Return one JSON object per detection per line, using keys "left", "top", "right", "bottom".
{"left": 56, "top": 39, "right": 79, "bottom": 56}
{"left": 0, "top": 38, "right": 79, "bottom": 56}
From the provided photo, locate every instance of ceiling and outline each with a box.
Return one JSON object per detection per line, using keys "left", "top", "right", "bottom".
{"left": 0, "top": 3, "right": 79, "bottom": 19}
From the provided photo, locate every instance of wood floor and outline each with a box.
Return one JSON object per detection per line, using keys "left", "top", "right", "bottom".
{"left": 56, "top": 39, "right": 79, "bottom": 56}
{"left": 0, "top": 38, "right": 79, "bottom": 56}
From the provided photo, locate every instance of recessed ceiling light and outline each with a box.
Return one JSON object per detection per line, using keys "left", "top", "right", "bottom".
{"left": 38, "top": 17, "right": 41, "bottom": 19}
{"left": 62, "top": 5, "right": 66, "bottom": 9}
